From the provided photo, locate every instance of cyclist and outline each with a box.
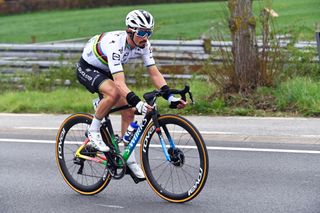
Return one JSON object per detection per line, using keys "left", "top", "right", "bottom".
{"left": 76, "top": 9, "right": 186, "bottom": 180}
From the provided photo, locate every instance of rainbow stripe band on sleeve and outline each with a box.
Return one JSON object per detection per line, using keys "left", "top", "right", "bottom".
{"left": 93, "top": 33, "right": 108, "bottom": 65}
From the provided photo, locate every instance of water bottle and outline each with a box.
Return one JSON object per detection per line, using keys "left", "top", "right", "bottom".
{"left": 123, "top": 121, "right": 139, "bottom": 144}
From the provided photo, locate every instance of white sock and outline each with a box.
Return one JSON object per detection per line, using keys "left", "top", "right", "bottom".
{"left": 127, "top": 149, "right": 136, "bottom": 164}
{"left": 89, "top": 116, "right": 102, "bottom": 132}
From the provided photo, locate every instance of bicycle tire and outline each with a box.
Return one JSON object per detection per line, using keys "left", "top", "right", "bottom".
{"left": 140, "top": 114, "right": 209, "bottom": 203}
{"left": 55, "top": 113, "right": 112, "bottom": 195}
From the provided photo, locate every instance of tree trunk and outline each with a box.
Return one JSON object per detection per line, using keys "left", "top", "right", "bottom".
{"left": 228, "top": 0, "right": 259, "bottom": 94}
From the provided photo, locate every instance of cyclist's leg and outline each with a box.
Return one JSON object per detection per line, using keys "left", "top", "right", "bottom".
{"left": 76, "top": 59, "right": 118, "bottom": 151}
{"left": 86, "top": 80, "right": 120, "bottom": 151}
{"left": 76, "top": 58, "right": 119, "bottom": 119}
{"left": 96, "top": 80, "right": 120, "bottom": 119}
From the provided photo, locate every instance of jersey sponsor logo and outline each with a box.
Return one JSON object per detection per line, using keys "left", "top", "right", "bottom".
{"left": 78, "top": 67, "right": 93, "bottom": 81}
{"left": 91, "top": 75, "right": 100, "bottom": 86}
{"left": 122, "top": 52, "right": 130, "bottom": 62}
{"left": 112, "top": 53, "right": 120, "bottom": 61}
{"left": 112, "top": 53, "right": 121, "bottom": 66}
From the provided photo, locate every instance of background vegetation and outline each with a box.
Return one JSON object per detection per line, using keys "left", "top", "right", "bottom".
{"left": 0, "top": 0, "right": 319, "bottom": 116}
{"left": 0, "top": 0, "right": 319, "bottom": 43}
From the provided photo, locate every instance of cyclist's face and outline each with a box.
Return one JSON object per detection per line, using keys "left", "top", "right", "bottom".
{"left": 133, "top": 29, "right": 152, "bottom": 48}
{"left": 133, "top": 34, "right": 147, "bottom": 48}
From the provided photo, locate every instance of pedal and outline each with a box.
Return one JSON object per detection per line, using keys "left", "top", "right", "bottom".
{"left": 126, "top": 165, "right": 146, "bottom": 184}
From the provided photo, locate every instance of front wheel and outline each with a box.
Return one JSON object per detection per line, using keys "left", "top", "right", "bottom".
{"left": 55, "top": 113, "right": 112, "bottom": 195}
{"left": 140, "top": 114, "right": 209, "bottom": 203}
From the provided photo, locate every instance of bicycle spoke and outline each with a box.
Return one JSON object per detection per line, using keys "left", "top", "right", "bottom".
{"left": 163, "top": 164, "right": 173, "bottom": 190}
{"left": 175, "top": 167, "right": 184, "bottom": 193}
{"left": 142, "top": 115, "right": 208, "bottom": 202}
{"left": 155, "top": 162, "right": 170, "bottom": 183}
{"left": 150, "top": 160, "right": 167, "bottom": 171}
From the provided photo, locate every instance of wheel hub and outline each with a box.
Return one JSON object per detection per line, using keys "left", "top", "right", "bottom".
{"left": 168, "top": 148, "right": 185, "bottom": 167}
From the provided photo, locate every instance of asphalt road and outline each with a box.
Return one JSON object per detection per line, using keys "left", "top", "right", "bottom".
{"left": 1, "top": 114, "right": 320, "bottom": 213}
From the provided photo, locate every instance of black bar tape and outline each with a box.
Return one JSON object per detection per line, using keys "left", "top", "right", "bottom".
{"left": 126, "top": 91, "right": 141, "bottom": 106}
{"left": 160, "top": 85, "right": 171, "bottom": 100}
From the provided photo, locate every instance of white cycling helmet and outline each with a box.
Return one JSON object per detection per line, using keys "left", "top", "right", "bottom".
{"left": 125, "top": 9, "right": 154, "bottom": 30}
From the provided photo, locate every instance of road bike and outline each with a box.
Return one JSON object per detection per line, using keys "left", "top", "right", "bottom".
{"left": 55, "top": 85, "right": 209, "bottom": 203}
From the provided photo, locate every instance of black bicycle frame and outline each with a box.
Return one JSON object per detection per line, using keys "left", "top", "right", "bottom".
{"left": 100, "top": 105, "right": 161, "bottom": 162}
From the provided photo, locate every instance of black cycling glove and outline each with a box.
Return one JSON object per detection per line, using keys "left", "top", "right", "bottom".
{"left": 160, "top": 85, "right": 182, "bottom": 109}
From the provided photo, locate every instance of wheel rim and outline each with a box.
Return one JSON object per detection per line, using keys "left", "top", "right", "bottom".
{"left": 57, "top": 115, "right": 110, "bottom": 192}
{"left": 144, "top": 121, "right": 204, "bottom": 198}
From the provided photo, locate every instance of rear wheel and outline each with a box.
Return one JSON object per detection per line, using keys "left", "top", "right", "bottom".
{"left": 141, "top": 114, "right": 209, "bottom": 203}
{"left": 55, "top": 113, "right": 111, "bottom": 195}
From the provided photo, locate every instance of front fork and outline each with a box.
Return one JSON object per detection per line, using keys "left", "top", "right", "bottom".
{"left": 152, "top": 112, "right": 175, "bottom": 162}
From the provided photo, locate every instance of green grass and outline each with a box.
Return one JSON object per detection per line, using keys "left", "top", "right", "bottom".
{"left": 0, "top": 88, "right": 96, "bottom": 113}
{"left": 1, "top": 78, "right": 320, "bottom": 116}
{"left": 0, "top": 79, "right": 217, "bottom": 114}
{"left": 0, "top": 0, "right": 319, "bottom": 43}
{"left": 274, "top": 77, "right": 320, "bottom": 116}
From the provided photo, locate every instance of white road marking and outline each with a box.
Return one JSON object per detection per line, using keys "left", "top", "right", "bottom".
{"left": 0, "top": 113, "right": 50, "bottom": 117}
{"left": 15, "top": 127, "right": 59, "bottom": 130}
{"left": 0, "top": 138, "right": 54, "bottom": 144}
{"left": 207, "top": 146, "right": 320, "bottom": 154}
{"left": 12, "top": 127, "right": 320, "bottom": 138}
{"left": 1, "top": 138, "right": 320, "bottom": 154}
{"left": 94, "top": 204, "right": 124, "bottom": 209}
{"left": 14, "top": 126, "right": 240, "bottom": 135}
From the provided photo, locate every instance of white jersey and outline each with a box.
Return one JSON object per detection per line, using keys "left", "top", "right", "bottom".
{"left": 81, "top": 31, "right": 155, "bottom": 75}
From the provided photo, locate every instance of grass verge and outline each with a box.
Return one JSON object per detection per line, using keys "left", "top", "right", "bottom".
{"left": 1, "top": 78, "right": 320, "bottom": 117}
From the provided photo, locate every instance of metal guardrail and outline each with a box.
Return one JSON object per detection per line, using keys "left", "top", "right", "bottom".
{"left": 0, "top": 39, "right": 318, "bottom": 74}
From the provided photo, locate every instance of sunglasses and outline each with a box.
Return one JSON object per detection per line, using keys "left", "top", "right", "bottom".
{"left": 135, "top": 29, "right": 153, "bottom": 38}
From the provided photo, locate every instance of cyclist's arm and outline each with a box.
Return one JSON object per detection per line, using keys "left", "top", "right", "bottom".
{"left": 147, "top": 65, "right": 187, "bottom": 109}
{"left": 113, "top": 71, "right": 152, "bottom": 113}
{"left": 147, "top": 65, "right": 167, "bottom": 89}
